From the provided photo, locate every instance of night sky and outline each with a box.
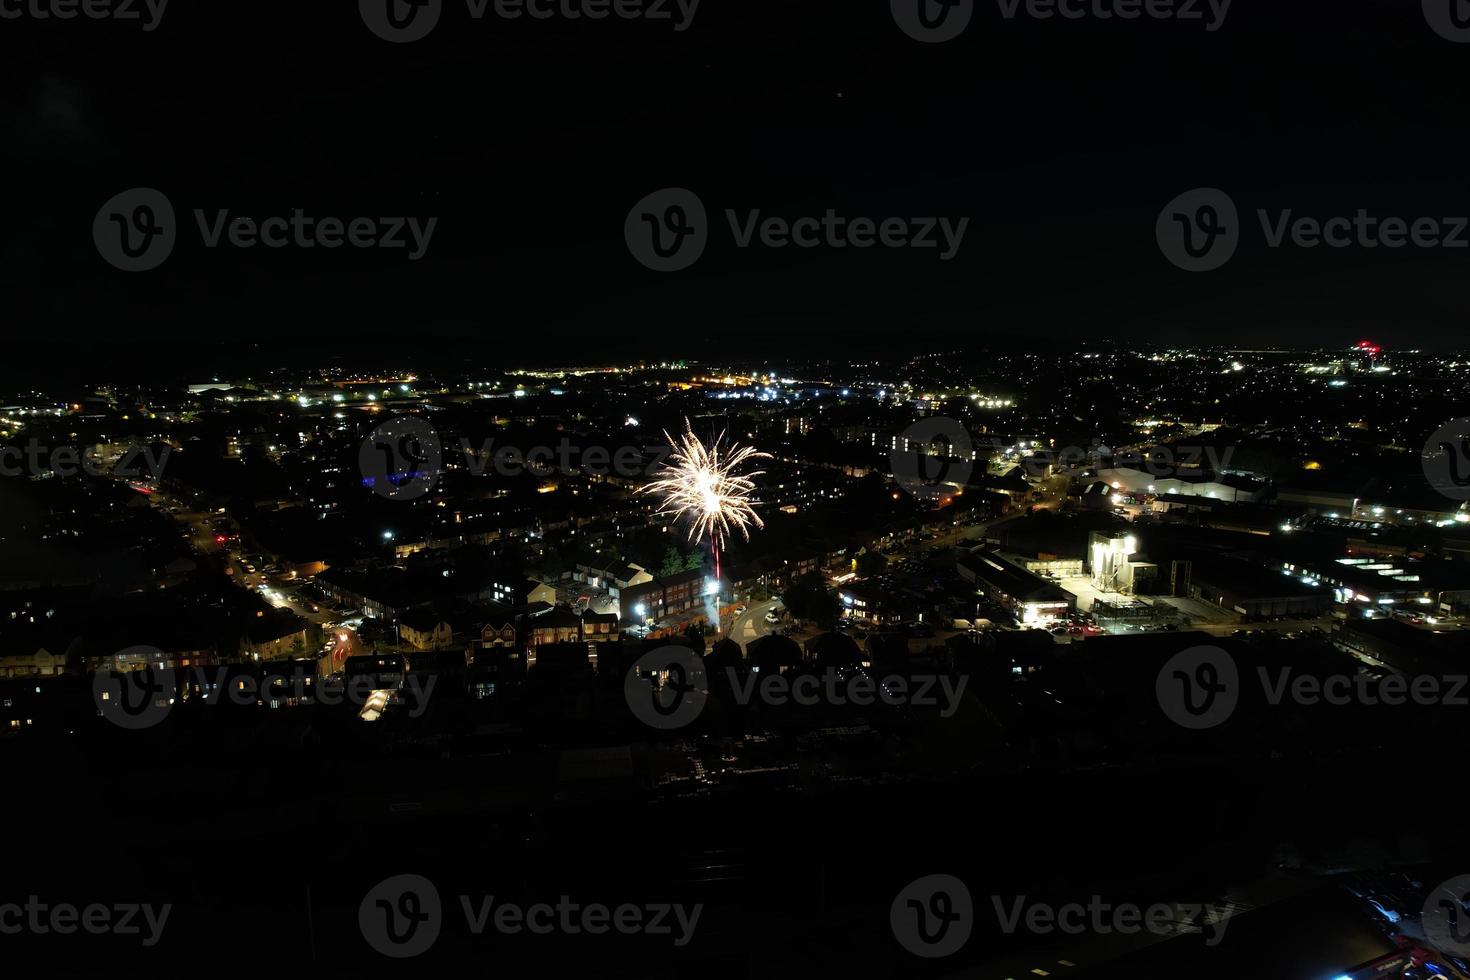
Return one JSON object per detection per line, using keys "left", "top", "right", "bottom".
{"left": 4, "top": 0, "right": 1468, "bottom": 374}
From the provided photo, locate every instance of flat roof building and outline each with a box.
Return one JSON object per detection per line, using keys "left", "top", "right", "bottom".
{"left": 958, "top": 549, "right": 1073, "bottom": 625}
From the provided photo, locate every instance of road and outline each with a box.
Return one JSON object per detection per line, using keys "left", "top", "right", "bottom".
{"left": 728, "top": 598, "right": 784, "bottom": 648}
{"left": 143, "top": 483, "right": 342, "bottom": 629}
{"left": 1183, "top": 615, "right": 1337, "bottom": 638}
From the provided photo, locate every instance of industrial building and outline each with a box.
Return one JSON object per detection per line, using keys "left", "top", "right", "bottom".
{"left": 957, "top": 549, "right": 1074, "bottom": 625}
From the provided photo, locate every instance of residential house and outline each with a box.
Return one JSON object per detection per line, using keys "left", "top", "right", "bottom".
{"left": 240, "top": 610, "right": 310, "bottom": 661}
{"left": 399, "top": 612, "right": 455, "bottom": 652}
{"left": 620, "top": 567, "right": 709, "bottom": 622}
{"left": 573, "top": 558, "right": 653, "bottom": 601}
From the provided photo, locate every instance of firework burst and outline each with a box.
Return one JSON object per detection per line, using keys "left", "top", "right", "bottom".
{"left": 641, "top": 420, "right": 769, "bottom": 574}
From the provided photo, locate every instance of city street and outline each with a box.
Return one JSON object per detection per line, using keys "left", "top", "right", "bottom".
{"left": 728, "top": 598, "right": 784, "bottom": 646}
{"left": 142, "top": 484, "right": 344, "bottom": 635}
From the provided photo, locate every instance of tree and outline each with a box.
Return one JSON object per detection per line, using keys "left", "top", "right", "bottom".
{"left": 808, "top": 587, "right": 840, "bottom": 631}
{"left": 782, "top": 572, "right": 839, "bottom": 629}
{"left": 658, "top": 546, "right": 687, "bottom": 578}
{"left": 781, "top": 579, "right": 813, "bottom": 621}
{"left": 529, "top": 544, "right": 567, "bottom": 580}
{"left": 855, "top": 551, "right": 888, "bottom": 578}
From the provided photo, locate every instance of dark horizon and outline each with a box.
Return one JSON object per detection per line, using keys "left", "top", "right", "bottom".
{"left": 8, "top": 1, "right": 1470, "bottom": 357}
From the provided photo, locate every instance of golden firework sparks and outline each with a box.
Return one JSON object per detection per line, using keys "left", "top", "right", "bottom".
{"left": 641, "top": 419, "right": 769, "bottom": 552}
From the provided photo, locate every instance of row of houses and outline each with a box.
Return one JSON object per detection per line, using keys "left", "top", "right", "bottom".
{"left": 374, "top": 600, "right": 624, "bottom": 659}
{"left": 0, "top": 618, "right": 314, "bottom": 678}
{"left": 316, "top": 564, "right": 556, "bottom": 623}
